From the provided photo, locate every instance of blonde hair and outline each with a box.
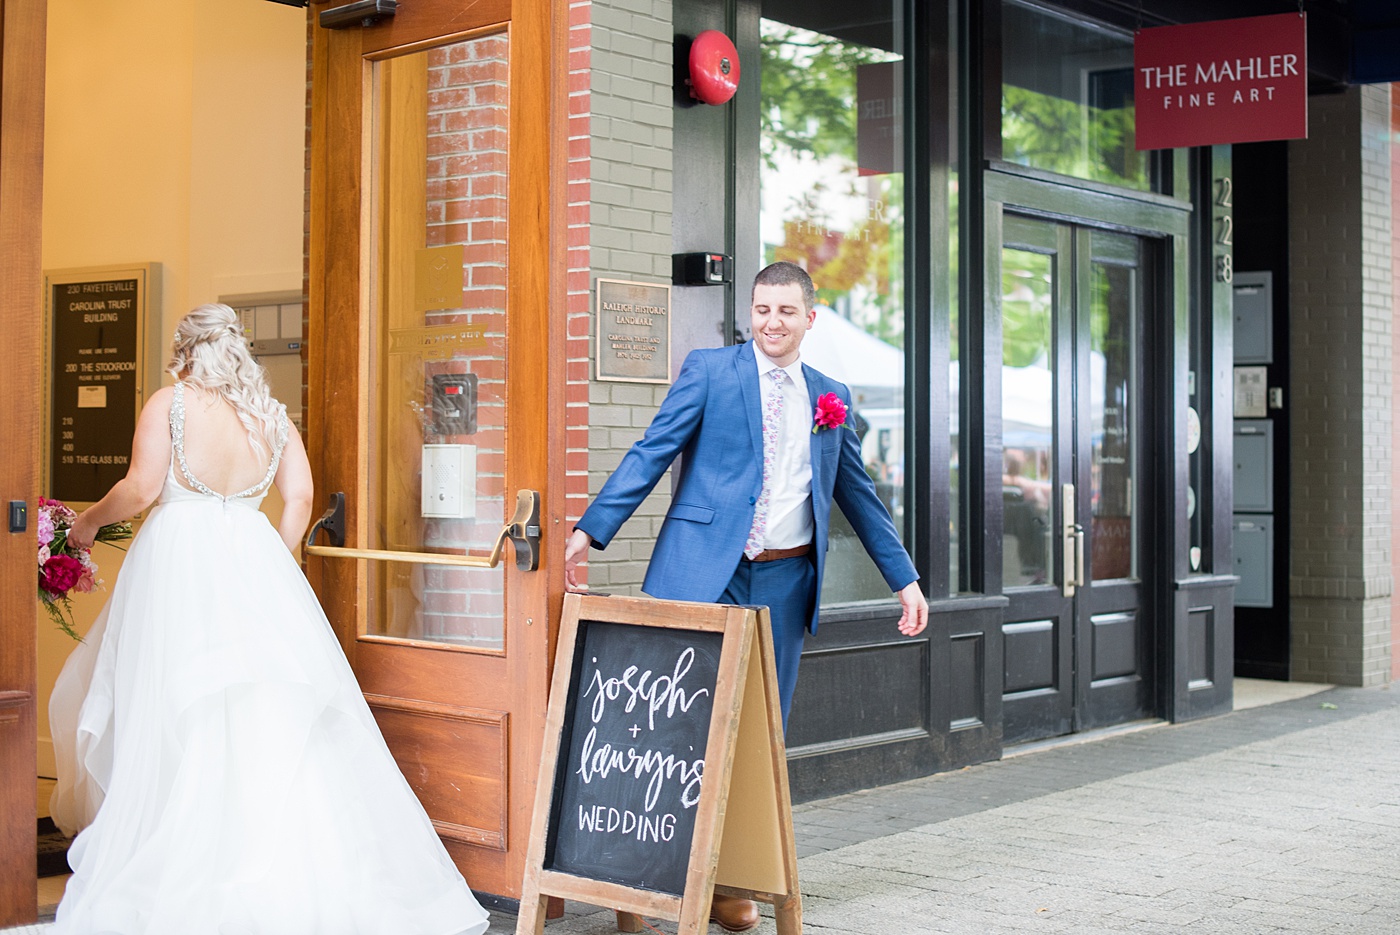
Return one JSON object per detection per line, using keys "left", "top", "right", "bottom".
{"left": 166, "top": 303, "right": 281, "bottom": 456}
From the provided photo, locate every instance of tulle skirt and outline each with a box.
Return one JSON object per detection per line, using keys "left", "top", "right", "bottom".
{"left": 48, "top": 494, "right": 489, "bottom": 935}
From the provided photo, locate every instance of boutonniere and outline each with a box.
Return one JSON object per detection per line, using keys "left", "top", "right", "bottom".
{"left": 812, "top": 392, "right": 852, "bottom": 434}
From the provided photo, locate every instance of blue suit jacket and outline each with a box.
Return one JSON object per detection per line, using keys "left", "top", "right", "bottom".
{"left": 578, "top": 341, "right": 918, "bottom": 634}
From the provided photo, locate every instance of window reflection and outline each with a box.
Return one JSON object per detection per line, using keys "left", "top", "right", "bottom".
{"left": 1001, "top": 248, "right": 1055, "bottom": 588}
{"left": 1089, "top": 240, "right": 1139, "bottom": 582}
{"left": 759, "top": 12, "right": 907, "bottom": 605}
{"left": 1001, "top": 0, "right": 1148, "bottom": 191}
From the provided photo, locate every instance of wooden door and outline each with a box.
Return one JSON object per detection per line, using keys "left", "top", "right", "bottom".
{"left": 0, "top": 0, "right": 46, "bottom": 924}
{"left": 306, "top": 0, "right": 567, "bottom": 900}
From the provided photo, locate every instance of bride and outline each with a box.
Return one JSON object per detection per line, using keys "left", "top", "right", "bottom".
{"left": 48, "top": 304, "right": 490, "bottom": 935}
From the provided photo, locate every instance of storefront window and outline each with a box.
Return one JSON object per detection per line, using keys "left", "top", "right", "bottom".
{"left": 946, "top": 6, "right": 962, "bottom": 595}
{"left": 1000, "top": 0, "right": 1148, "bottom": 191}
{"left": 759, "top": 8, "right": 906, "bottom": 605}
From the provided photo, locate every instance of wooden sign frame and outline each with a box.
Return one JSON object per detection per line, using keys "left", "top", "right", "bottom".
{"left": 517, "top": 593, "right": 801, "bottom": 935}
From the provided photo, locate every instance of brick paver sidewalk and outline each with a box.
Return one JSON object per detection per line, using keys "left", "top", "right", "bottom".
{"left": 10, "top": 685, "right": 1397, "bottom": 934}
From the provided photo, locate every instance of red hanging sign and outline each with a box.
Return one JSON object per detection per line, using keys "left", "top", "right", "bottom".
{"left": 1134, "top": 13, "right": 1308, "bottom": 150}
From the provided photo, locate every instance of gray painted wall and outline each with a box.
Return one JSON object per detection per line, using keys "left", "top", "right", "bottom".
{"left": 586, "top": 0, "right": 675, "bottom": 594}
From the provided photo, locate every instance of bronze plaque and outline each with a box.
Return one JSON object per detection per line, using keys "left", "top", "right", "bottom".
{"left": 595, "top": 278, "right": 671, "bottom": 384}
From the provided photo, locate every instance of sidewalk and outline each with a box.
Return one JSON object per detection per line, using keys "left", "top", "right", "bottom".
{"left": 11, "top": 681, "right": 1398, "bottom": 934}
{"left": 524, "top": 681, "right": 1400, "bottom": 935}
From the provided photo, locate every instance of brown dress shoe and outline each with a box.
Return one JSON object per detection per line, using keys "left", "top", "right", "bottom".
{"left": 708, "top": 894, "right": 760, "bottom": 932}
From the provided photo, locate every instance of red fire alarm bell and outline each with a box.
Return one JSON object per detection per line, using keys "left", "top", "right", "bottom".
{"left": 688, "top": 30, "right": 740, "bottom": 105}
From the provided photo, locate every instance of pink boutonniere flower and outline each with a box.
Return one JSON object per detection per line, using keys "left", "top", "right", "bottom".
{"left": 812, "top": 392, "right": 850, "bottom": 433}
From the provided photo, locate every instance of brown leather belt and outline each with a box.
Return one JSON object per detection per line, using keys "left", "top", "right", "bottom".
{"left": 743, "top": 544, "right": 811, "bottom": 563}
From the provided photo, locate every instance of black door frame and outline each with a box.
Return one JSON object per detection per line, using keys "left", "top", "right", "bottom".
{"left": 995, "top": 213, "right": 1162, "bottom": 743}
{"left": 984, "top": 161, "right": 1234, "bottom": 732}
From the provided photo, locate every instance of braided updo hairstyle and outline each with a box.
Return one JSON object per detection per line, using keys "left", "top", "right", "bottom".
{"left": 166, "top": 303, "right": 281, "bottom": 456}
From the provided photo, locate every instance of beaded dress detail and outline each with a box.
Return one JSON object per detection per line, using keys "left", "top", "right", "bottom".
{"left": 169, "top": 380, "right": 289, "bottom": 502}
{"left": 47, "top": 386, "right": 488, "bottom": 935}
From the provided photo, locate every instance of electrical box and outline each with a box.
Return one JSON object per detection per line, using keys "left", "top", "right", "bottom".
{"left": 430, "top": 373, "right": 478, "bottom": 437}
{"left": 421, "top": 444, "right": 478, "bottom": 519}
{"left": 1233, "top": 271, "right": 1273, "bottom": 364}
{"left": 672, "top": 252, "right": 733, "bottom": 286}
{"left": 1233, "top": 515, "right": 1274, "bottom": 608}
{"left": 1233, "top": 420, "right": 1274, "bottom": 513}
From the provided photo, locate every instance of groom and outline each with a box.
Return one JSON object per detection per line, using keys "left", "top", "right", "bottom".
{"left": 565, "top": 261, "right": 927, "bottom": 713}
{"left": 564, "top": 261, "right": 926, "bottom": 930}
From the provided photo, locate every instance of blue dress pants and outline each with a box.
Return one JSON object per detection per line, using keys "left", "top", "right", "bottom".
{"left": 717, "top": 554, "right": 815, "bottom": 730}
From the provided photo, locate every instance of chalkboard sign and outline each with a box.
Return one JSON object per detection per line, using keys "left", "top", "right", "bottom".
{"left": 44, "top": 265, "right": 159, "bottom": 504}
{"left": 518, "top": 594, "right": 802, "bottom": 935}
{"left": 545, "top": 620, "right": 723, "bottom": 895}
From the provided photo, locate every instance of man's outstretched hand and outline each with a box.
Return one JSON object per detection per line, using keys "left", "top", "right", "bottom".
{"left": 564, "top": 528, "right": 593, "bottom": 591}
{"left": 895, "top": 581, "right": 928, "bottom": 636}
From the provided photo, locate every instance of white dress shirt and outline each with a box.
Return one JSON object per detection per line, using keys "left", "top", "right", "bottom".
{"left": 755, "top": 349, "right": 815, "bottom": 550}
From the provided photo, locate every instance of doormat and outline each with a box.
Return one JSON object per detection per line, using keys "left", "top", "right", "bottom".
{"left": 37, "top": 817, "right": 72, "bottom": 877}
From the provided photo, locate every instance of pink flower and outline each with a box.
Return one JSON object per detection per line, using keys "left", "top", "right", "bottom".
{"left": 36, "top": 509, "right": 54, "bottom": 550}
{"left": 40, "top": 554, "right": 86, "bottom": 597}
{"left": 812, "top": 392, "right": 850, "bottom": 433}
{"left": 73, "top": 568, "right": 99, "bottom": 594}
{"left": 41, "top": 498, "right": 75, "bottom": 523}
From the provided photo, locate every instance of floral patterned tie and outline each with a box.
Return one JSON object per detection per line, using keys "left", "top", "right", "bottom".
{"left": 745, "top": 369, "right": 787, "bottom": 559}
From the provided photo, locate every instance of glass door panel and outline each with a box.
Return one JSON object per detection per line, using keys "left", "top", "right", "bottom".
{"left": 1087, "top": 231, "right": 1140, "bottom": 583}
{"left": 1000, "top": 247, "right": 1056, "bottom": 588}
{"left": 366, "top": 33, "right": 510, "bottom": 648}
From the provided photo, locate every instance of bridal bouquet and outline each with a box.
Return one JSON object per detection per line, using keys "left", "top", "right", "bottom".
{"left": 37, "top": 497, "right": 131, "bottom": 640}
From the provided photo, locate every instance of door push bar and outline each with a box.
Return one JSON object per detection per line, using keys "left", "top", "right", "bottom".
{"left": 306, "top": 489, "right": 542, "bottom": 572}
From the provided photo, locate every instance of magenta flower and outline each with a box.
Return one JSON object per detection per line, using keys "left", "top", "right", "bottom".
{"left": 812, "top": 392, "right": 850, "bottom": 433}
{"left": 40, "top": 554, "right": 86, "bottom": 596}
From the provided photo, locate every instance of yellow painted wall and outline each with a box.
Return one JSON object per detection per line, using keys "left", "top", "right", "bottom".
{"left": 37, "top": 0, "right": 307, "bottom": 776}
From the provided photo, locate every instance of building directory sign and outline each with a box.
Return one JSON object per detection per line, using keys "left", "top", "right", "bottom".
{"left": 1134, "top": 13, "right": 1308, "bottom": 150}
{"left": 45, "top": 265, "right": 159, "bottom": 504}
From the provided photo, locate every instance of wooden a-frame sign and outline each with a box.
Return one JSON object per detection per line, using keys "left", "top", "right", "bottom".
{"left": 516, "top": 593, "right": 802, "bottom": 935}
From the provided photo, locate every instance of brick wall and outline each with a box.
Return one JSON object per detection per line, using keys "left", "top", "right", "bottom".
{"left": 414, "top": 38, "right": 511, "bottom": 640}
{"left": 1288, "top": 84, "right": 1394, "bottom": 686}
{"left": 566, "top": 3, "right": 594, "bottom": 544}
{"left": 582, "top": 0, "right": 675, "bottom": 594}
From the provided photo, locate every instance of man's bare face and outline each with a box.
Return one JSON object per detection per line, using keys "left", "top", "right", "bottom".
{"left": 750, "top": 283, "right": 814, "bottom": 367}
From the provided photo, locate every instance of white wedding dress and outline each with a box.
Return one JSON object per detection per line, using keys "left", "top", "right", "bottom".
{"left": 48, "top": 384, "right": 490, "bottom": 935}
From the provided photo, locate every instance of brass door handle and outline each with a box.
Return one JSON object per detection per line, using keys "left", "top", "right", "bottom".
{"left": 492, "top": 489, "right": 542, "bottom": 571}
{"left": 306, "top": 489, "right": 541, "bottom": 571}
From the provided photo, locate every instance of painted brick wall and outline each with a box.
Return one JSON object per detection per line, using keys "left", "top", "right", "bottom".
{"left": 582, "top": 0, "right": 675, "bottom": 594}
{"left": 1392, "top": 83, "right": 1400, "bottom": 682}
{"left": 1288, "top": 84, "right": 1394, "bottom": 686}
